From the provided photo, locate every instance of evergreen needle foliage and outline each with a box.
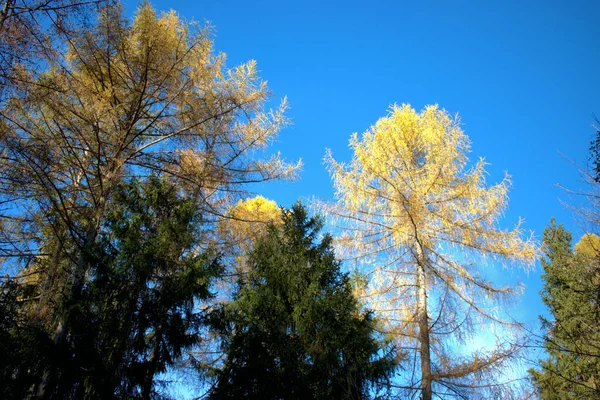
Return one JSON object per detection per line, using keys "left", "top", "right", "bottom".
{"left": 530, "top": 220, "right": 600, "bottom": 398}
{"left": 1, "top": 176, "right": 221, "bottom": 398}
{"left": 209, "top": 203, "right": 397, "bottom": 399}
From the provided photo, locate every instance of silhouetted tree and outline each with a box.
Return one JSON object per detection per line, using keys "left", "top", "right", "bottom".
{"left": 1, "top": 176, "right": 222, "bottom": 398}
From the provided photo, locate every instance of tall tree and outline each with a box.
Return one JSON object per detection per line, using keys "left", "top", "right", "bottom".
{"left": 84, "top": 176, "right": 221, "bottom": 399}
{"left": 325, "top": 104, "right": 537, "bottom": 399}
{"left": 0, "top": 2, "right": 298, "bottom": 396}
{"left": 0, "top": 1, "right": 297, "bottom": 266}
{"left": 1, "top": 176, "right": 222, "bottom": 398}
{"left": 210, "top": 203, "right": 397, "bottom": 399}
{"left": 529, "top": 221, "right": 600, "bottom": 398}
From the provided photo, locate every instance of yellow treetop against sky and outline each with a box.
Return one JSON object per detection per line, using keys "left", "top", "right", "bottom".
{"left": 325, "top": 104, "right": 538, "bottom": 396}
{"left": 328, "top": 104, "right": 536, "bottom": 262}
{"left": 217, "top": 196, "right": 280, "bottom": 294}
{"left": 1, "top": 3, "right": 299, "bottom": 256}
{"left": 220, "top": 195, "right": 281, "bottom": 258}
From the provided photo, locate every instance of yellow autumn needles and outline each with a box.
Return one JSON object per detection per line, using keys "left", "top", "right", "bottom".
{"left": 1, "top": 2, "right": 300, "bottom": 242}
{"left": 0, "top": 2, "right": 300, "bottom": 369}
{"left": 325, "top": 104, "right": 537, "bottom": 398}
{"left": 219, "top": 196, "right": 281, "bottom": 261}
{"left": 328, "top": 104, "right": 535, "bottom": 262}
{"left": 213, "top": 196, "right": 281, "bottom": 303}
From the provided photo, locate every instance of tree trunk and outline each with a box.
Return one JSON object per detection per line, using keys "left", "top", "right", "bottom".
{"left": 141, "top": 339, "right": 159, "bottom": 400}
{"left": 36, "top": 165, "right": 118, "bottom": 398}
{"left": 35, "top": 226, "right": 100, "bottom": 399}
{"left": 416, "top": 246, "right": 432, "bottom": 400}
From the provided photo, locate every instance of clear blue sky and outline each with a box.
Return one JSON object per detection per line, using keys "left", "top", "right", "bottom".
{"left": 136, "top": 0, "right": 598, "bottom": 360}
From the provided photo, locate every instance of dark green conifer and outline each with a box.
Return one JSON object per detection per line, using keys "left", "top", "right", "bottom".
{"left": 210, "top": 203, "right": 397, "bottom": 399}
{"left": 530, "top": 219, "right": 600, "bottom": 398}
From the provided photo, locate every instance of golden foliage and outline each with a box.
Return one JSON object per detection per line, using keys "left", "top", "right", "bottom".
{"left": 1, "top": 2, "right": 300, "bottom": 252}
{"left": 327, "top": 104, "right": 536, "bottom": 263}
{"left": 219, "top": 195, "right": 281, "bottom": 256}
{"left": 214, "top": 196, "right": 280, "bottom": 302}
{"left": 575, "top": 233, "right": 600, "bottom": 258}
{"left": 325, "top": 104, "right": 537, "bottom": 396}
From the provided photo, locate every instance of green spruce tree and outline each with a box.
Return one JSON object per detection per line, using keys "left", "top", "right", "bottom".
{"left": 83, "top": 176, "right": 221, "bottom": 399}
{"left": 530, "top": 219, "right": 600, "bottom": 398}
{"left": 0, "top": 176, "right": 221, "bottom": 398}
{"left": 210, "top": 203, "right": 397, "bottom": 399}
{"left": 0, "top": 278, "right": 54, "bottom": 399}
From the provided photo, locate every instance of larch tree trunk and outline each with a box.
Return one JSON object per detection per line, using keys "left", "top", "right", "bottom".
{"left": 416, "top": 245, "right": 432, "bottom": 400}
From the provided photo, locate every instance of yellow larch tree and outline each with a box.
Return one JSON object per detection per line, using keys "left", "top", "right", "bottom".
{"left": 0, "top": 3, "right": 298, "bottom": 394}
{"left": 1, "top": 2, "right": 298, "bottom": 263}
{"left": 0, "top": 1, "right": 298, "bottom": 297}
{"left": 217, "top": 196, "right": 281, "bottom": 288}
{"left": 325, "top": 104, "right": 537, "bottom": 399}
{"left": 575, "top": 233, "right": 600, "bottom": 257}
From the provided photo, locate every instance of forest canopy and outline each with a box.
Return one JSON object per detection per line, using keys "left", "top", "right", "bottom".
{"left": 0, "top": 1, "right": 597, "bottom": 399}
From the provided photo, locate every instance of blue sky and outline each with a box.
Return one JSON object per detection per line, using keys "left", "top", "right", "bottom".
{"left": 137, "top": 0, "right": 600, "bottom": 229}
{"left": 136, "top": 0, "right": 597, "bottom": 371}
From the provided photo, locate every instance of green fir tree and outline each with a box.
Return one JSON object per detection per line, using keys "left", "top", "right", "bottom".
{"left": 530, "top": 219, "right": 600, "bottom": 398}
{"left": 210, "top": 203, "right": 397, "bottom": 399}
{"left": 0, "top": 176, "right": 221, "bottom": 399}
